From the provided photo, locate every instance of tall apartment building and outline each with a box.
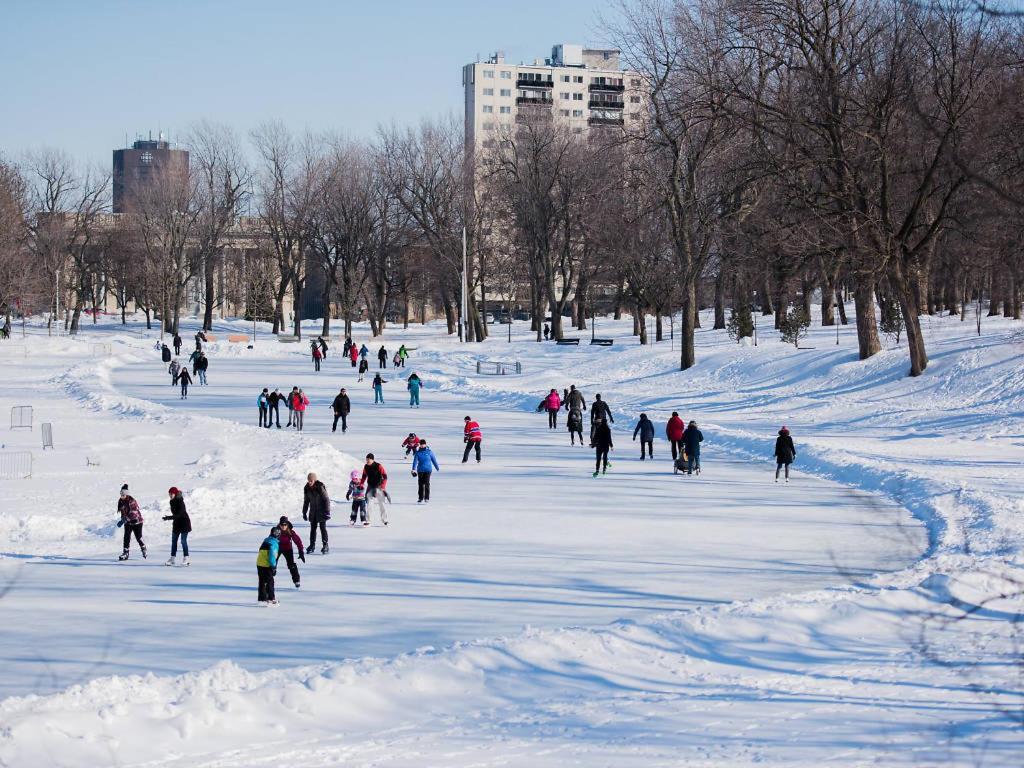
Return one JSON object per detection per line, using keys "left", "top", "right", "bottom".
{"left": 112, "top": 135, "right": 190, "bottom": 214}
{"left": 462, "top": 43, "right": 644, "bottom": 157}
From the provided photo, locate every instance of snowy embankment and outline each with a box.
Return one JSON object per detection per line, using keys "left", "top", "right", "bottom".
{"left": 0, "top": 312, "right": 1021, "bottom": 766}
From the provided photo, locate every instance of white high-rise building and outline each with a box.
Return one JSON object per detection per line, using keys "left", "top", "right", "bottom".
{"left": 462, "top": 44, "right": 644, "bottom": 158}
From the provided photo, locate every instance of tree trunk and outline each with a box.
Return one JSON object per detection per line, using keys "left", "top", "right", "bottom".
{"left": 632, "top": 310, "right": 640, "bottom": 336}
{"left": 713, "top": 270, "right": 726, "bottom": 330}
{"left": 679, "top": 279, "right": 697, "bottom": 370}
{"left": 613, "top": 278, "right": 625, "bottom": 320}
{"left": 801, "top": 274, "right": 813, "bottom": 318}
{"left": 203, "top": 255, "right": 215, "bottom": 331}
{"left": 320, "top": 276, "right": 332, "bottom": 337}
{"left": 891, "top": 260, "right": 928, "bottom": 376}
{"left": 761, "top": 275, "right": 774, "bottom": 315}
{"left": 655, "top": 312, "right": 664, "bottom": 342}
{"left": 987, "top": 269, "right": 1001, "bottom": 316}
{"left": 774, "top": 287, "right": 788, "bottom": 330}
{"left": 852, "top": 279, "right": 882, "bottom": 360}
{"left": 637, "top": 301, "right": 648, "bottom": 344}
{"left": 837, "top": 285, "right": 849, "bottom": 325}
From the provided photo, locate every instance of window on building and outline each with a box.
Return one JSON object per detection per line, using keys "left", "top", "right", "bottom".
{"left": 560, "top": 109, "right": 570, "bottom": 116}
{"left": 483, "top": 88, "right": 494, "bottom": 96}
{"left": 500, "top": 70, "right": 512, "bottom": 79}
{"left": 482, "top": 105, "right": 493, "bottom": 113}
{"left": 573, "top": 92, "right": 583, "bottom": 101}
{"left": 483, "top": 69, "right": 495, "bottom": 78}
{"left": 483, "top": 122, "right": 496, "bottom": 130}
{"left": 631, "top": 78, "right": 641, "bottom": 87}
{"left": 560, "top": 92, "right": 570, "bottom": 100}
{"left": 500, "top": 88, "right": 511, "bottom": 97}
{"left": 499, "top": 106, "right": 511, "bottom": 114}
{"left": 561, "top": 74, "right": 570, "bottom": 82}
{"left": 483, "top": 138, "right": 497, "bottom": 148}
{"left": 572, "top": 109, "right": 583, "bottom": 117}
{"left": 573, "top": 75, "right": 583, "bottom": 83}
{"left": 630, "top": 95, "right": 641, "bottom": 103}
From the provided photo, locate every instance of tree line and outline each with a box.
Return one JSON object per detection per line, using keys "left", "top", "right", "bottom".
{"left": 1, "top": 0, "right": 1022, "bottom": 376}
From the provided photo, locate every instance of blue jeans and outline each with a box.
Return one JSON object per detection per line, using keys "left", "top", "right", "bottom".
{"left": 374, "top": 386, "right": 384, "bottom": 403}
{"left": 410, "top": 389, "right": 419, "bottom": 406}
{"left": 172, "top": 531, "right": 189, "bottom": 557}
{"left": 198, "top": 370, "right": 207, "bottom": 385}
{"left": 687, "top": 454, "right": 701, "bottom": 473}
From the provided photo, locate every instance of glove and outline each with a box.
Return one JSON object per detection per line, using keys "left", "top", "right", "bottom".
{"left": 411, "top": 471, "right": 417, "bottom": 477}
{"left": 116, "top": 519, "right": 124, "bottom": 528}
{"left": 272, "top": 568, "right": 277, "bottom": 577}
{"left": 299, "top": 553, "right": 306, "bottom": 563}
{"left": 302, "top": 513, "right": 308, "bottom": 521}
{"left": 162, "top": 516, "right": 172, "bottom": 521}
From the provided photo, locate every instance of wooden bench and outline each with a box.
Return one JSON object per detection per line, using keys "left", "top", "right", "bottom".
{"left": 590, "top": 338, "right": 614, "bottom": 346}
{"left": 227, "top": 334, "right": 250, "bottom": 343}
{"left": 277, "top": 335, "right": 300, "bottom": 343}
{"left": 556, "top": 338, "right": 580, "bottom": 346}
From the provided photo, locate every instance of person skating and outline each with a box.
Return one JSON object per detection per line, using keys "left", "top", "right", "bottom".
{"left": 285, "top": 386, "right": 298, "bottom": 428}
{"left": 774, "top": 426, "right": 796, "bottom": 482}
{"left": 411, "top": 438, "right": 439, "bottom": 503}
{"left": 358, "top": 357, "right": 369, "bottom": 382}
{"left": 565, "top": 385, "right": 586, "bottom": 413}
{"left": 268, "top": 389, "right": 283, "bottom": 428}
{"left": 317, "top": 336, "right": 329, "bottom": 359}
{"left": 342, "top": 337, "right": 352, "bottom": 358}
{"left": 194, "top": 330, "right": 207, "bottom": 350}
{"left": 277, "top": 516, "right": 305, "bottom": 588}
{"left": 346, "top": 470, "right": 368, "bottom": 525}
{"left": 256, "top": 526, "right": 281, "bottom": 605}
{"left": 397, "top": 344, "right": 408, "bottom": 367}
{"left": 311, "top": 342, "right": 323, "bottom": 372}
{"left": 543, "top": 323, "right": 550, "bottom": 340}
{"left": 168, "top": 358, "right": 180, "bottom": 385}
{"left": 377, "top": 346, "right": 388, "bottom": 369}
{"left": 116, "top": 484, "right": 147, "bottom": 560}
{"left": 172, "top": 334, "right": 182, "bottom": 356}
{"left": 372, "top": 372, "right": 387, "bottom": 404}
{"left": 291, "top": 388, "right": 308, "bottom": 430}
{"left": 401, "top": 432, "right": 420, "bottom": 457}
{"left": 349, "top": 342, "right": 359, "bottom": 368}
{"left": 462, "top": 416, "right": 482, "bottom": 463}
{"left": 258, "top": 388, "right": 270, "bottom": 428}
{"left": 196, "top": 353, "right": 208, "bottom": 385}
{"left": 666, "top": 412, "right": 685, "bottom": 462}
{"left": 543, "top": 389, "right": 561, "bottom": 429}
{"left": 593, "top": 420, "right": 613, "bottom": 476}
{"left": 567, "top": 405, "right": 584, "bottom": 445}
{"left": 589, "top": 394, "right": 614, "bottom": 445}
{"left": 359, "top": 343, "right": 369, "bottom": 361}
{"left": 178, "top": 367, "right": 193, "bottom": 399}
{"left": 162, "top": 487, "right": 191, "bottom": 566}
{"left": 683, "top": 420, "right": 704, "bottom": 475}
{"left": 392, "top": 351, "right": 401, "bottom": 367}
{"left": 189, "top": 347, "right": 201, "bottom": 377}
{"left": 360, "top": 454, "right": 389, "bottom": 525}
{"left": 331, "top": 387, "right": 350, "bottom": 433}
{"left": 301, "top": 472, "right": 331, "bottom": 554}
{"left": 633, "top": 413, "right": 655, "bottom": 460}
{"left": 161, "top": 343, "right": 172, "bottom": 364}
{"left": 407, "top": 372, "right": 422, "bottom": 408}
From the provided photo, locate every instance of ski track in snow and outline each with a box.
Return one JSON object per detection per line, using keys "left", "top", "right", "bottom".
{"left": 0, "top": 311, "right": 1021, "bottom": 767}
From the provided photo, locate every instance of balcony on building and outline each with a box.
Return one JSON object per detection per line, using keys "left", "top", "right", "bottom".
{"left": 517, "top": 95, "right": 554, "bottom": 106}
{"left": 517, "top": 76, "right": 554, "bottom": 89}
{"left": 589, "top": 99, "right": 624, "bottom": 110}
{"left": 588, "top": 115, "right": 625, "bottom": 126}
{"left": 588, "top": 82, "right": 626, "bottom": 93}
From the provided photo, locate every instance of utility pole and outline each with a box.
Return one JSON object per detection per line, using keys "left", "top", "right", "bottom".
{"left": 460, "top": 226, "right": 469, "bottom": 343}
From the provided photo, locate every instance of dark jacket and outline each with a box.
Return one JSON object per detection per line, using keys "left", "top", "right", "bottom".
{"left": 361, "top": 461, "right": 388, "bottom": 489}
{"left": 359, "top": 359, "right": 369, "bottom": 373}
{"left": 178, "top": 369, "right": 193, "bottom": 385}
{"left": 632, "top": 416, "right": 655, "bottom": 442}
{"left": 332, "top": 393, "right": 351, "bottom": 415}
{"left": 118, "top": 495, "right": 144, "bottom": 525}
{"left": 269, "top": 391, "right": 282, "bottom": 407}
{"left": 593, "top": 422, "right": 614, "bottom": 451}
{"left": 591, "top": 399, "right": 613, "bottom": 424}
{"left": 302, "top": 481, "right": 331, "bottom": 522}
{"left": 196, "top": 356, "right": 208, "bottom": 371}
{"left": 566, "top": 389, "right": 586, "bottom": 411}
{"left": 774, "top": 431, "right": 796, "bottom": 463}
{"left": 567, "top": 407, "right": 583, "bottom": 431}
{"left": 163, "top": 493, "right": 192, "bottom": 534}
{"left": 683, "top": 426, "right": 703, "bottom": 456}
{"left": 161, "top": 345, "right": 171, "bottom": 363}
{"left": 278, "top": 527, "right": 304, "bottom": 553}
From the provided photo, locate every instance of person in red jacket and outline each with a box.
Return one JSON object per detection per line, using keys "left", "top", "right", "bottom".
{"left": 462, "top": 416, "right": 482, "bottom": 463}
{"left": 666, "top": 411, "right": 685, "bottom": 461}
{"left": 361, "top": 454, "right": 390, "bottom": 524}
{"left": 277, "top": 516, "right": 306, "bottom": 588}
{"left": 543, "top": 389, "right": 561, "bottom": 429}
{"left": 348, "top": 342, "right": 359, "bottom": 367}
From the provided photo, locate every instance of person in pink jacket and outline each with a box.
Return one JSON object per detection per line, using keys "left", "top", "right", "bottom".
{"left": 543, "top": 388, "right": 561, "bottom": 430}
{"left": 293, "top": 389, "right": 309, "bottom": 431}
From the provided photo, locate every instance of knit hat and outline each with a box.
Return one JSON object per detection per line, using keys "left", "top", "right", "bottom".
{"left": 279, "top": 515, "right": 290, "bottom": 525}
{"left": 350, "top": 470, "right": 361, "bottom": 481}
{"left": 120, "top": 483, "right": 129, "bottom": 493}
{"left": 168, "top": 487, "right": 179, "bottom": 496}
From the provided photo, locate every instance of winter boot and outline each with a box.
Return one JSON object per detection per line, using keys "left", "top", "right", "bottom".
{"left": 306, "top": 544, "right": 314, "bottom": 555}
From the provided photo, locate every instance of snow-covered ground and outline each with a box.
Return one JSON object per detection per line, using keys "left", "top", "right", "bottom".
{"left": 0, "top": 309, "right": 1020, "bottom": 767}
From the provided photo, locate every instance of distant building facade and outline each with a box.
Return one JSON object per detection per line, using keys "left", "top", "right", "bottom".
{"left": 112, "top": 136, "right": 189, "bottom": 214}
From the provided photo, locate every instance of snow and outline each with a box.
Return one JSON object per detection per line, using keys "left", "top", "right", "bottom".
{"left": 0, "top": 309, "right": 1020, "bottom": 766}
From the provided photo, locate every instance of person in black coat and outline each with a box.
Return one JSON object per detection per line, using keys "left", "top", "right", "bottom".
{"left": 161, "top": 343, "right": 172, "bottom": 363}
{"left": 172, "top": 334, "right": 182, "bottom": 356}
{"left": 162, "top": 487, "right": 192, "bottom": 565}
{"left": 632, "top": 413, "right": 655, "bottom": 460}
{"left": 302, "top": 473, "right": 331, "bottom": 555}
{"left": 268, "top": 389, "right": 283, "bottom": 428}
{"left": 682, "top": 421, "right": 703, "bottom": 475}
{"left": 331, "top": 387, "right": 351, "bottom": 433}
{"left": 774, "top": 426, "right": 796, "bottom": 482}
{"left": 593, "top": 421, "right": 614, "bottom": 476}
{"left": 589, "top": 394, "right": 614, "bottom": 446}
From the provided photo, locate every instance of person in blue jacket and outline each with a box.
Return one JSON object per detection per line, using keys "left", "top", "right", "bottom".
{"left": 256, "top": 526, "right": 281, "bottom": 605}
{"left": 359, "top": 343, "right": 369, "bottom": 360}
{"left": 258, "top": 388, "right": 270, "bottom": 428}
{"left": 632, "top": 413, "right": 655, "bottom": 460}
{"left": 407, "top": 373, "right": 422, "bottom": 408}
{"left": 411, "top": 438, "right": 440, "bottom": 503}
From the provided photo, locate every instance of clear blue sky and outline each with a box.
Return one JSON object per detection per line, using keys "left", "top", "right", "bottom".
{"left": 0, "top": 0, "right": 617, "bottom": 167}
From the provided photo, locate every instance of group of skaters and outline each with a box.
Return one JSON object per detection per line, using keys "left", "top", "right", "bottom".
{"left": 538, "top": 385, "right": 796, "bottom": 479}
{"left": 160, "top": 331, "right": 210, "bottom": 399}
{"left": 116, "top": 483, "right": 192, "bottom": 566}
{"left": 257, "top": 387, "right": 311, "bottom": 430}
